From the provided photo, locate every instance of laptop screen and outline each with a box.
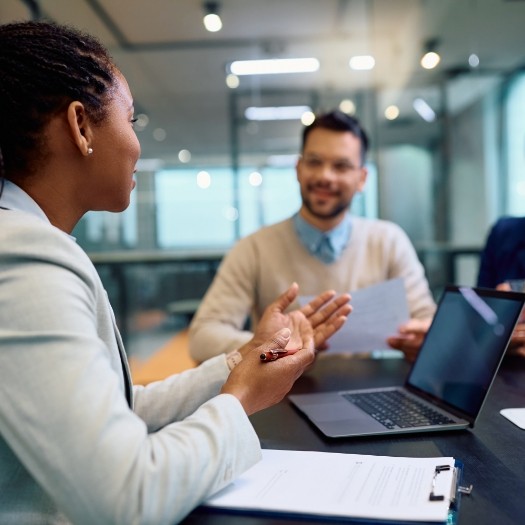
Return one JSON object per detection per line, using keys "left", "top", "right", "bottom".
{"left": 407, "top": 286, "right": 524, "bottom": 418}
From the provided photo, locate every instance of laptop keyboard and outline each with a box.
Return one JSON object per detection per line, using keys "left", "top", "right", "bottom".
{"left": 342, "top": 389, "right": 456, "bottom": 429}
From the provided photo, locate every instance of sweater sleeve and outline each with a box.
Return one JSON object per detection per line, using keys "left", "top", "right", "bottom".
{"left": 382, "top": 222, "right": 436, "bottom": 319}
{"left": 188, "top": 238, "right": 257, "bottom": 361}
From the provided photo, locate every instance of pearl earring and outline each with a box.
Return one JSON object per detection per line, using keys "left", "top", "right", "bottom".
{"left": 87, "top": 147, "right": 93, "bottom": 155}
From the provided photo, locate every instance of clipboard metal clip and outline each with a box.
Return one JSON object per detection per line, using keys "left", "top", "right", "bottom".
{"left": 458, "top": 484, "right": 473, "bottom": 495}
{"left": 429, "top": 464, "right": 474, "bottom": 502}
{"left": 429, "top": 465, "right": 451, "bottom": 501}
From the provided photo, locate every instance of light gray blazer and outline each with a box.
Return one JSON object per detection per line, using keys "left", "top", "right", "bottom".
{"left": 0, "top": 207, "right": 260, "bottom": 524}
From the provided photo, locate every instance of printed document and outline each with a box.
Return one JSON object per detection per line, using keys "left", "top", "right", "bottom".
{"left": 299, "top": 278, "right": 410, "bottom": 354}
{"left": 203, "top": 449, "right": 456, "bottom": 522}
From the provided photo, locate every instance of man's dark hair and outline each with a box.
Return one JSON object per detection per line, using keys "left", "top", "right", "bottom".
{"left": 0, "top": 21, "right": 116, "bottom": 180}
{"left": 301, "top": 110, "right": 369, "bottom": 165}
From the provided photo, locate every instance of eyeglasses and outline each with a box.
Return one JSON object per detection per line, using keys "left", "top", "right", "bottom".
{"left": 300, "top": 155, "right": 361, "bottom": 176}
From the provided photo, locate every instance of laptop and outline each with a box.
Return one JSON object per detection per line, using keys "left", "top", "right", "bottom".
{"left": 289, "top": 285, "right": 525, "bottom": 438}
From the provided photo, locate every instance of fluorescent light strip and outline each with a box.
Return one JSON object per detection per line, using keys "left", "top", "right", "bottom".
{"left": 413, "top": 98, "right": 436, "bottom": 122}
{"left": 230, "top": 58, "right": 319, "bottom": 76}
{"left": 245, "top": 106, "right": 312, "bottom": 121}
{"left": 349, "top": 55, "right": 375, "bottom": 71}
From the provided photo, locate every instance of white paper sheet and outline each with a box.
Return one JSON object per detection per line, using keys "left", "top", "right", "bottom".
{"left": 500, "top": 408, "right": 525, "bottom": 429}
{"left": 300, "top": 277, "right": 410, "bottom": 354}
{"left": 203, "top": 449, "right": 455, "bottom": 523}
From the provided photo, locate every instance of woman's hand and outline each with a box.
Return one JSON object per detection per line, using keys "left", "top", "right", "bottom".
{"left": 241, "top": 282, "right": 351, "bottom": 358}
{"left": 221, "top": 327, "right": 316, "bottom": 415}
{"left": 299, "top": 289, "right": 352, "bottom": 350}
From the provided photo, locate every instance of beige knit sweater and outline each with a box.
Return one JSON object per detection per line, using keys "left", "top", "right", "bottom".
{"left": 189, "top": 216, "right": 436, "bottom": 361}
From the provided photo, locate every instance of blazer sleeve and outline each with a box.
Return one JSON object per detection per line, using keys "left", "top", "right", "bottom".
{"left": 132, "top": 354, "right": 234, "bottom": 431}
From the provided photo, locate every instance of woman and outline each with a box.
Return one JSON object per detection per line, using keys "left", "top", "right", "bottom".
{"left": 0, "top": 21, "right": 350, "bottom": 524}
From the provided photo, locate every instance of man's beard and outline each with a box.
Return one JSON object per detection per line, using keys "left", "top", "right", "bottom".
{"left": 301, "top": 187, "right": 351, "bottom": 220}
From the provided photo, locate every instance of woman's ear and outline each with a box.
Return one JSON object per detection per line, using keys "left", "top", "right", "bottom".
{"left": 67, "top": 101, "right": 93, "bottom": 156}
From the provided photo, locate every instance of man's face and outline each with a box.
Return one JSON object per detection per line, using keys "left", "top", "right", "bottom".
{"left": 296, "top": 127, "right": 367, "bottom": 224}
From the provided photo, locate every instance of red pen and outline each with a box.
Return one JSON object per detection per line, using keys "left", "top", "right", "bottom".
{"left": 260, "top": 349, "right": 288, "bottom": 362}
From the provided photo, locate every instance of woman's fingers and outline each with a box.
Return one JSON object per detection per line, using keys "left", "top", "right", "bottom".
{"left": 299, "top": 290, "right": 337, "bottom": 318}
{"left": 306, "top": 293, "right": 352, "bottom": 328}
{"left": 268, "top": 282, "right": 300, "bottom": 314}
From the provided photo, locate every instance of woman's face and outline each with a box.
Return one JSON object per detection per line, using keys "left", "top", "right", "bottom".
{"left": 87, "top": 72, "right": 141, "bottom": 213}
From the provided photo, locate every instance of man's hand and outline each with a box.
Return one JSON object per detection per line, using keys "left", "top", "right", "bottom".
{"left": 387, "top": 317, "right": 432, "bottom": 362}
{"left": 496, "top": 282, "right": 525, "bottom": 357}
{"left": 507, "top": 323, "right": 525, "bottom": 357}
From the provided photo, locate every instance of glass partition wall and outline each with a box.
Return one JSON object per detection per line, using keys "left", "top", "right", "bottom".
{"left": 4, "top": 0, "right": 525, "bottom": 356}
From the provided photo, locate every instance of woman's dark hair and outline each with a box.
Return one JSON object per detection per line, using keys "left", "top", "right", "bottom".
{"left": 0, "top": 21, "right": 116, "bottom": 181}
{"left": 301, "top": 110, "right": 370, "bottom": 166}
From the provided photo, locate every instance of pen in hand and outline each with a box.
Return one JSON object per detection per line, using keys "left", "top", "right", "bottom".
{"left": 260, "top": 349, "right": 289, "bottom": 362}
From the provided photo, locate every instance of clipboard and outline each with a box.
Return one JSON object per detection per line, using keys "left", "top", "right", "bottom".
{"left": 447, "top": 460, "right": 473, "bottom": 525}
{"left": 202, "top": 450, "right": 473, "bottom": 524}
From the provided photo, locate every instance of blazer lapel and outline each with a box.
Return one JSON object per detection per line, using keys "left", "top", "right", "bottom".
{"left": 113, "top": 320, "right": 133, "bottom": 409}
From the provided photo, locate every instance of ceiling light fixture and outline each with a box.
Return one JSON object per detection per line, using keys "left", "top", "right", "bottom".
{"left": 196, "top": 171, "right": 211, "bottom": 189}
{"left": 230, "top": 58, "right": 319, "bottom": 76}
{"left": 178, "top": 149, "right": 191, "bottom": 163}
{"left": 244, "top": 106, "right": 312, "bottom": 121}
{"left": 225, "top": 73, "right": 239, "bottom": 89}
{"left": 468, "top": 53, "right": 480, "bottom": 68}
{"left": 384, "top": 105, "right": 400, "bottom": 120}
{"left": 339, "top": 99, "right": 356, "bottom": 115}
{"left": 301, "top": 111, "right": 315, "bottom": 126}
{"left": 420, "top": 38, "right": 441, "bottom": 70}
{"left": 22, "top": 0, "right": 42, "bottom": 20}
{"left": 203, "top": 1, "right": 223, "bottom": 32}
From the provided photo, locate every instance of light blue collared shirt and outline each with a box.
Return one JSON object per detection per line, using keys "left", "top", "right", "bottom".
{"left": 293, "top": 212, "right": 352, "bottom": 264}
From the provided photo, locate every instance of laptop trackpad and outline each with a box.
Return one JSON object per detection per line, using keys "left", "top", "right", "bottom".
{"left": 290, "top": 393, "right": 372, "bottom": 422}
{"left": 289, "top": 392, "right": 387, "bottom": 436}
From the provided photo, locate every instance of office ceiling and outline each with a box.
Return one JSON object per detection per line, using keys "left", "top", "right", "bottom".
{"left": 2, "top": 0, "right": 525, "bottom": 168}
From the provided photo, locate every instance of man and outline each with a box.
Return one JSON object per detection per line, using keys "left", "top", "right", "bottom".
{"left": 189, "top": 110, "right": 436, "bottom": 362}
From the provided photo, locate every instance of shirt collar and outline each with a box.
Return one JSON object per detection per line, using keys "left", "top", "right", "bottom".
{"left": 0, "top": 179, "right": 51, "bottom": 223}
{"left": 0, "top": 179, "right": 76, "bottom": 240}
{"left": 293, "top": 212, "right": 352, "bottom": 262}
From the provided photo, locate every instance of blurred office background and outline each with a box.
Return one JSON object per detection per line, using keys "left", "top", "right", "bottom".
{"left": 3, "top": 0, "right": 525, "bottom": 359}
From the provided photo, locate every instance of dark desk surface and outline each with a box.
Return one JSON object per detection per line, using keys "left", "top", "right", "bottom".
{"left": 183, "top": 354, "right": 525, "bottom": 525}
